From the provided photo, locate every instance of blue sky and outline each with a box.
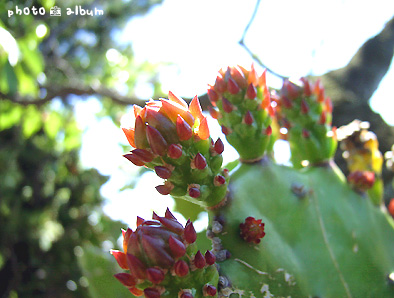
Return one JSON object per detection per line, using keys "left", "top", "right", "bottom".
{"left": 76, "top": 0, "right": 394, "bottom": 228}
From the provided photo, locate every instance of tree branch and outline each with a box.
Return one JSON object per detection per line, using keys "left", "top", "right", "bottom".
{"left": 0, "top": 84, "right": 146, "bottom": 107}
{"left": 238, "top": 0, "right": 288, "bottom": 80}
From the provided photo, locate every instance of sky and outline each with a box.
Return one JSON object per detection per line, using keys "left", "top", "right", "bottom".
{"left": 75, "top": 0, "right": 394, "bottom": 229}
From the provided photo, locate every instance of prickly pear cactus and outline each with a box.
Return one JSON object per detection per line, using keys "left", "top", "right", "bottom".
{"left": 112, "top": 65, "right": 394, "bottom": 298}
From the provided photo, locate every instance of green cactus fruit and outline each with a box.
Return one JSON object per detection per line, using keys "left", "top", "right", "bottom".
{"left": 121, "top": 92, "right": 228, "bottom": 208}
{"left": 111, "top": 208, "right": 219, "bottom": 297}
{"left": 208, "top": 65, "right": 274, "bottom": 162}
{"left": 275, "top": 78, "right": 337, "bottom": 168}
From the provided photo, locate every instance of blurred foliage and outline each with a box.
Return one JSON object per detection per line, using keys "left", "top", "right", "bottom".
{"left": 0, "top": 107, "right": 124, "bottom": 297}
{"left": 0, "top": 0, "right": 164, "bottom": 297}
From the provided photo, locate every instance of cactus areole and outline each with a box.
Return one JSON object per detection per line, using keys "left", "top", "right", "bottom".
{"left": 113, "top": 66, "right": 394, "bottom": 298}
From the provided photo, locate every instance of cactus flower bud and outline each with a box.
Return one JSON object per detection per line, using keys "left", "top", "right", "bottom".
{"left": 111, "top": 210, "right": 219, "bottom": 297}
{"left": 277, "top": 78, "right": 337, "bottom": 168}
{"left": 121, "top": 92, "right": 228, "bottom": 207}
{"left": 240, "top": 217, "right": 266, "bottom": 244}
{"left": 208, "top": 65, "right": 274, "bottom": 161}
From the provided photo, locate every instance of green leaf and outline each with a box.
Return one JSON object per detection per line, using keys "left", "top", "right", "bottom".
{"left": 4, "top": 60, "right": 18, "bottom": 95}
{"left": 77, "top": 244, "right": 132, "bottom": 298}
{"left": 0, "top": 100, "right": 22, "bottom": 131}
{"left": 44, "top": 111, "right": 62, "bottom": 139}
{"left": 22, "top": 105, "right": 42, "bottom": 138}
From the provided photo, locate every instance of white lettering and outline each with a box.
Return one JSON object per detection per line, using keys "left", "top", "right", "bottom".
{"left": 15, "top": 6, "right": 22, "bottom": 15}
{"left": 39, "top": 7, "right": 45, "bottom": 15}
{"left": 23, "top": 7, "right": 30, "bottom": 15}
{"left": 95, "top": 8, "right": 104, "bottom": 15}
{"left": 8, "top": 10, "right": 13, "bottom": 17}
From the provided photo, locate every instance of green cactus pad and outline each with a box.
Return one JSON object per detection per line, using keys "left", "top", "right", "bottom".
{"left": 210, "top": 160, "right": 394, "bottom": 297}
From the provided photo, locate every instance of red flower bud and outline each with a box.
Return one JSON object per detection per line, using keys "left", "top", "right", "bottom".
{"left": 184, "top": 220, "right": 197, "bottom": 244}
{"left": 188, "top": 187, "right": 200, "bottom": 198}
{"left": 244, "top": 111, "right": 254, "bottom": 125}
{"left": 193, "top": 250, "right": 206, "bottom": 269}
{"left": 174, "top": 259, "right": 189, "bottom": 277}
{"left": 123, "top": 153, "right": 145, "bottom": 166}
{"left": 169, "top": 235, "right": 186, "bottom": 258}
{"left": 194, "top": 153, "right": 207, "bottom": 170}
{"left": 154, "top": 166, "right": 172, "bottom": 179}
{"left": 144, "top": 288, "right": 161, "bottom": 298}
{"left": 214, "top": 175, "right": 226, "bottom": 186}
{"left": 222, "top": 97, "right": 233, "bottom": 113}
{"left": 146, "top": 125, "right": 168, "bottom": 156}
{"left": 246, "top": 83, "right": 257, "bottom": 99}
{"left": 205, "top": 250, "right": 216, "bottom": 265}
{"left": 176, "top": 115, "right": 193, "bottom": 141}
{"left": 146, "top": 267, "right": 165, "bottom": 284}
{"left": 228, "top": 77, "right": 240, "bottom": 94}
{"left": 203, "top": 284, "right": 217, "bottom": 296}
{"left": 114, "top": 273, "right": 137, "bottom": 287}
{"left": 167, "top": 144, "right": 182, "bottom": 159}
{"left": 208, "top": 88, "right": 219, "bottom": 102}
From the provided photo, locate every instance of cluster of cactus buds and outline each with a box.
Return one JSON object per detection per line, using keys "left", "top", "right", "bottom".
{"left": 111, "top": 208, "right": 219, "bottom": 297}
{"left": 122, "top": 92, "right": 228, "bottom": 208}
{"left": 208, "top": 65, "right": 274, "bottom": 162}
{"left": 274, "top": 78, "right": 337, "bottom": 168}
{"left": 113, "top": 65, "right": 394, "bottom": 298}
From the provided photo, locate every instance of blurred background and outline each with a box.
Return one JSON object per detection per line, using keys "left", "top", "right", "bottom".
{"left": 1, "top": 0, "right": 394, "bottom": 297}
